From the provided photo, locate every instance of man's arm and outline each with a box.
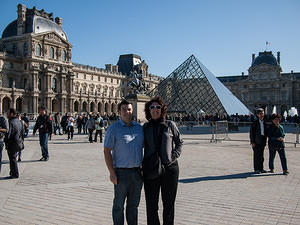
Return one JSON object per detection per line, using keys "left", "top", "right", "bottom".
{"left": 104, "top": 147, "right": 117, "bottom": 184}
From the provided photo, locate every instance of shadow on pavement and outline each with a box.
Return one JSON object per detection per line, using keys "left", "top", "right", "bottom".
{"left": 0, "top": 176, "right": 18, "bottom": 180}
{"left": 50, "top": 141, "right": 91, "bottom": 144}
{"left": 179, "top": 172, "right": 281, "bottom": 183}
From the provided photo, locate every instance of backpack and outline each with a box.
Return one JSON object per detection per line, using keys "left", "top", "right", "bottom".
{"left": 99, "top": 118, "right": 104, "bottom": 127}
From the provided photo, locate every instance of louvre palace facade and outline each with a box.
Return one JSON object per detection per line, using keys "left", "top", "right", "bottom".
{"left": 218, "top": 51, "right": 300, "bottom": 115}
{"left": 0, "top": 4, "right": 161, "bottom": 115}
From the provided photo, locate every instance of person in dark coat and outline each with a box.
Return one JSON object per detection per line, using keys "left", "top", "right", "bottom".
{"left": 267, "top": 114, "right": 289, "bottom": 175}
{"left": 33, "top": 106, "right": 52, "bottom": 161}
{"left": 250, "top": 108, "right": 267, "bottom": 174}
{"left": 5, "top": 108, "right": 24, "bottom": 179}
{"left": 0, "top": 114, "right": 8, "bottom": 174}
{"left": 143, "top": 96, "right": 183, "bottom": 225}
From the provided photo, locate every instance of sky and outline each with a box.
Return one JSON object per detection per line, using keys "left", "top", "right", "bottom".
{"left": 1, "top": 0, "right": 300, "bottom": 77}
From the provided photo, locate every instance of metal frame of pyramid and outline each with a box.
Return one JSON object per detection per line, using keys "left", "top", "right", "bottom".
{"left": 149, "top": 55, "right": 250, "bottom": 116}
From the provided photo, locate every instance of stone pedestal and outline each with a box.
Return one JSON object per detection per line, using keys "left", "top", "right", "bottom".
{"left": 125, "top": 94, "right": 150, "bottom": 123}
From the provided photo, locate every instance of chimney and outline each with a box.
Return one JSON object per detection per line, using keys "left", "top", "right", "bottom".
{"left": 105, "top": 64, "right": 113, "bottom": 72}
{"left": 277, "top": 51, "right": 280, "bottom": 65}
{"left": 55, "top": 17, "right": 63, "bottom": 27}
{"left": 17, "top": 4, "right": 26, "bottom": 35}
{"left": 252, "top": 54, "right": 255, "bottom": 64}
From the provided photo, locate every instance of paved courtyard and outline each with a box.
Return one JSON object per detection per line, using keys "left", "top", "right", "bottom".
{"left": 0, "top": 129, "right": 300, "bottom": 225}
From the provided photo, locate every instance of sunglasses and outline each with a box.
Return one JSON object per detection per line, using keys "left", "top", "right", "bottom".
{"left": 149, "top": 105, "right": 161, "bottom": 110}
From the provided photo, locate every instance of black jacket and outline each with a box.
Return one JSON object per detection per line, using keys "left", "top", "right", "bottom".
{"left": 5, "top": 117, "right": 24, "bottom": 152}
{"left": 143, "top": 120, "right": 183, "bottom": 165}
{"left": 250, "top": 119, "right": 267, "bottom": 146}
{"left": 33, "top": 114, "right": 52, "bottom": 134}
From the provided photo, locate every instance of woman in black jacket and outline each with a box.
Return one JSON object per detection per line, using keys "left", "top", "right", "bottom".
{"left": 143, "top": 96, "right": 183, "bottom": 225}
{"left": 267, "top": 113, "right": 289, "bottom": 175}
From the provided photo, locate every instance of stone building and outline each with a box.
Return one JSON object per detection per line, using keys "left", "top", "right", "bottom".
{"left": 218, "top": 51, "right": 300, "bottom": 115}
{"left": 0, "top": 4, "right": 161, "bottom": 115}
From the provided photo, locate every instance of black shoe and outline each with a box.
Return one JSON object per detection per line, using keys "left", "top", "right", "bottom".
{"left": 283, "top": 170, "right": 289, "bottom": 175}
{"left": 260, "top": 170, "right": 267, "bottom": 173}
{"left": 39, "top": 157, "right": 48, "bottom": 161}
{"left": 7, "top": 175, "right": 19, "bottom": 179}
{"left": 269, "top": 169, "right": 274, "bottom": 173}
{"left": 254, "top": 170, "right": 261, "bottom": 174}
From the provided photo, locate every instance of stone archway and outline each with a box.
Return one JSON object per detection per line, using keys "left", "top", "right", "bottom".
{"left": 98, "top": 102, "right": 103, "bottom": 114}
{"left": 2, "top": 97, "right": 11, "bottom": 114}
{"left": 74, "top": 101, "right": 79, "bottom": 112}
{"left": 82, "top": 101, "right": 87, "bottom": 112}
{"left": 16, "top": 97, "right": 23, "bottom": 113}
{"left": 281, "top": 105, "right": 288, "bottom": 115}
{"left": 52, "top": 99, "right": 59, "bottom": 113}
{"left": 111, "top": 103, "right": 117, "bottom": 114}
{"left": 90, "top": 102, "right": 95, "bottom": 113}
{"left": 105, "top": 102, "right": 111, "bottom": 114}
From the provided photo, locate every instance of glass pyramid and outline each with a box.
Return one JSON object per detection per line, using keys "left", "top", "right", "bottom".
{"left": 149, "top": 55, "right": 250, "bottom": 116}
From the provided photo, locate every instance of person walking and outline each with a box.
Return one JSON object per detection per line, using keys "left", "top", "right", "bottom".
{"left": 94, "top": 114, "right": 104, "bottom": 143}
{"left": 82, "top": 114, "right": 88, "bottom": 134}
{"left": 0, "top": 114, "right": 8, "bottom": 174}
{"left": 5, "top": 108, "right": 24, "bottom": 179}
{"left": 142, "top": 96, "right": 183, "bottom": 225}
{"left": 250, "top": 108, "right": 267, "bottom": 174}
{"left": 76, "top": 115, "right": 83, "bottom": 134}
{"left": 61, "top": 113, "right": 68, "bottom": 134}
{"left": 67, "top": 114, "right": 75, "bottom": 140}
{"left": 17, "top": 113, "right": 26, "bottom": 162}
{"left": 268, "top": 113, "right": 289, "bottom": 175}
{"left": 86, "top": 114, "right": 95, "bottom": 143}
{"left": 21, "top": 113, "right": 29, "bottom": 137}
{"left": 54, "top": 113, "right": 62, "bottom": 135}
{"left": 104, "top": 100, "right": 144, "bottom": 225}
{"left": 33, "top": 106, "right": 52, "bottom": 161}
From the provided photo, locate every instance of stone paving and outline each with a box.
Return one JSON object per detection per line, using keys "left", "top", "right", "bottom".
{"left": 0, "top": 128, "right": 300, "bottom": 225}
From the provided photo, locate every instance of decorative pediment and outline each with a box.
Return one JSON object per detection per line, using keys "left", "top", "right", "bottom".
{"left": 34, "top": 31, "right": 72, "bottom": 47}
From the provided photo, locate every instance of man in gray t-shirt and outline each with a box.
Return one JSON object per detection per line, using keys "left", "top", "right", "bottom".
{"left": 104, "top": 100, "right": 144, "bottom": 225}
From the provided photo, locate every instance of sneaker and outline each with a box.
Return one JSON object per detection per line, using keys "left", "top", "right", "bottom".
{"left": 39, "top": 157, "right": 45, "bottom": 161}
{"left": 269, "top": 169, "right": 274, "bottom": 173}
{"left": 260, "top": 170, "right": 267, "bottom": 173}
{"left": 283, "top": 170, "right": 289, "bottom": 175}
{"left": 254, "top": 170, "right": 261, "bottom": 174}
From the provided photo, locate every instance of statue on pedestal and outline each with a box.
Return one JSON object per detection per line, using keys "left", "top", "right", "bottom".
{"left": 127, "top": 71, "right": 146, "bottom": 94}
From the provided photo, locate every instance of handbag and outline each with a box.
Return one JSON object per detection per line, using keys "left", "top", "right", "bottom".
{"left": 142, "top": 151, "right": 164, "bottom": 180}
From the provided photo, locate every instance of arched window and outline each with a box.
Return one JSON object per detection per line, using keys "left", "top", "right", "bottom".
{"left": 23, "top": 78, "right": 27, "bottom": 89}
{"left": 23, "top": 43, "right": 28, "bottom": 56}
{"left": 61, "top": 50, "right": 66, "bottom": 62}
{"left": 36, "top": 44, "right": 41, "bottom": 56}
{"left": 49, "top": 47, "right": 54, "bottom": 59}
{"left": 38, "top": 77, "right": 42, "bottom": 90}
{"left": 12, "top": 44, "right": 17, "bottom": 55}
{"left": 52, "top": 78, "right": 57, "bottom": 92}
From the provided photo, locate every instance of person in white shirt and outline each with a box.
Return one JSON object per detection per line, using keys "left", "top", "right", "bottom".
{"left": 67, "top": 114, "right": 75, "bottom": 140}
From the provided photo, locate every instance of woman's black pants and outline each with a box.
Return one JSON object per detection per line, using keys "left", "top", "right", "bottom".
{"left": 144, "top": 161, "right": 179, "bottom": 225}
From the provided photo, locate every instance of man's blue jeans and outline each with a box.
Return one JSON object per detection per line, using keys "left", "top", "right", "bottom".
{"left": 39, "top": 133, "right": 49, "bottom": 159}
{"left": 0, "top": 141, "right": 4, "bottom": 173}
{"left": 113, "top": 168, "right": 143, "bottom": 225}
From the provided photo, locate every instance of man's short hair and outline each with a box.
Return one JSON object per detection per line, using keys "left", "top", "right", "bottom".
{"left": 256, "top": 108, "right": 264, "bottom": 115}
{"left": 39, "top": 106, "right": 46, "bottom": 111}
{"left": 7, "top": 108, "right": 17, "bottom": 116}
{"left": 118, "top": 99, "right": 132, "bottom": 112}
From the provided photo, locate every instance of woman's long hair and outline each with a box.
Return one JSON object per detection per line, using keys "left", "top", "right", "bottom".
{"left": 144, "top": 96, "right": 167, "bottom": 121}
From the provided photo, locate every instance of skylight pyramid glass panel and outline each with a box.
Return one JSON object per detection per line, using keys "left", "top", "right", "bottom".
{"left": 149, "top": 55, "right": 250, "bottom": 116}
